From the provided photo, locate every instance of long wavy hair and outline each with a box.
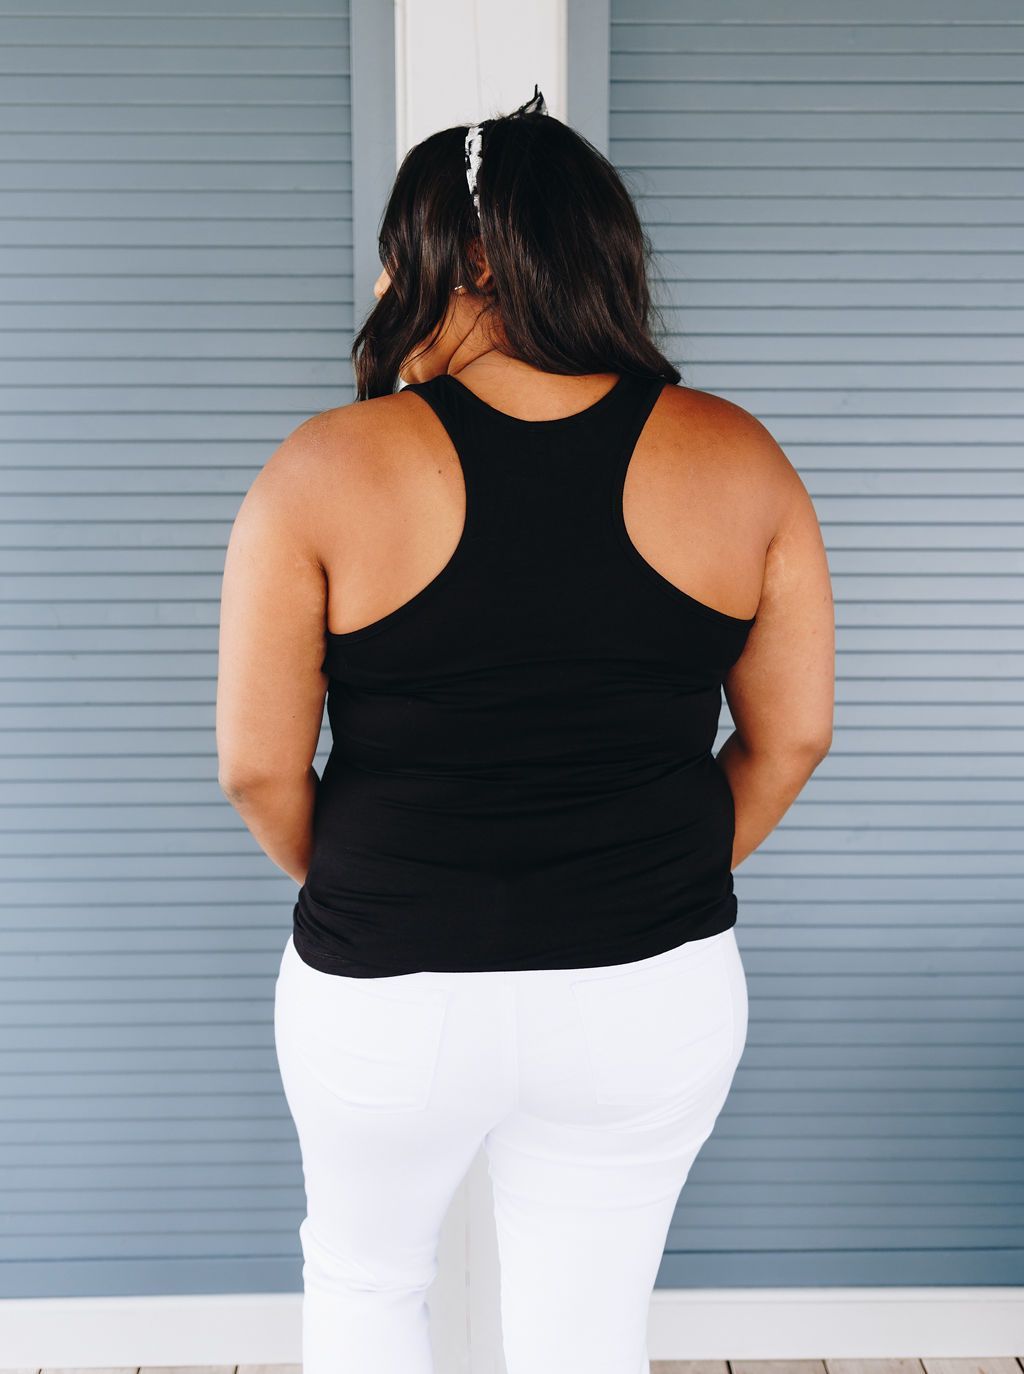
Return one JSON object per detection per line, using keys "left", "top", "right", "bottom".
{"left": 351, "top": 94, "right": 680, "bottom": 399}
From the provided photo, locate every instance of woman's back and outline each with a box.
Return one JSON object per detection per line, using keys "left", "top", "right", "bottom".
{"left": 322, "top": 367, "right": 768, "bottom": 639}
{"left": 291, "top": 367, "right": 781, "bottom": 977}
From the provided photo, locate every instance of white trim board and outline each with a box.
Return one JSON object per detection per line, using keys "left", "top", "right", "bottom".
{"left": 395, "top": 0, "right": 567, "bottom": 158}
{"left": 0, "top": 1287, "right": 1020, "bottom": 1366}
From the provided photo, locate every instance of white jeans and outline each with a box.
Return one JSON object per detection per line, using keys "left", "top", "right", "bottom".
{"left": 274, "top": 924, "right": 748, "bottom": 1374}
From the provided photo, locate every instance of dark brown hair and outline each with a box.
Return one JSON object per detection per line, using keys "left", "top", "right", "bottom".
{"left": 351, "top": 99, "right": 680, "bottom": 399}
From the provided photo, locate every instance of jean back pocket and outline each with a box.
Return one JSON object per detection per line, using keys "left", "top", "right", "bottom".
{"left": 569, "top": 935, "right": 738, "bottom": 1106}
{"left": 275, "top": 938, "right": 451, "bottom": 1112}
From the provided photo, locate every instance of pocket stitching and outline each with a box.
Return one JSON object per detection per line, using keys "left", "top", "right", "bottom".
{"left": 289, "top": 994, "right": 450, "bottom": 1112}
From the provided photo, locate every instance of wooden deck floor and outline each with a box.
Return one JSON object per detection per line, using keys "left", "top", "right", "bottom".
{"left": 7, "top": 1359, "right": 1022, "bottom": 1373}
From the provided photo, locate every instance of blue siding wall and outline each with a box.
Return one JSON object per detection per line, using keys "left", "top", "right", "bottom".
{"left": 4, "top": 0, "right": 1022, "bottom": 1309}
{"left": 0, "top": 0, "right": 352, "bottom": 1297}
{"left": 609, "top": 0, "right": 1024, "bottom": 1287}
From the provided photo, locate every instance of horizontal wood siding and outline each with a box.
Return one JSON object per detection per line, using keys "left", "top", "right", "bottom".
{"left": 608, "top": 0, "right": 1024, "bottom": 1287}
{"left": 0, "top": 0, "right": 351, "bottom": 1297}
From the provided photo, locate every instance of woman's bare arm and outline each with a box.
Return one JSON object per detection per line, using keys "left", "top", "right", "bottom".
{"left": 717, "top": 427, "right": 836, "bottom": 870}
{"left": 216, "top": 415, "right": 333, "bottom": 884}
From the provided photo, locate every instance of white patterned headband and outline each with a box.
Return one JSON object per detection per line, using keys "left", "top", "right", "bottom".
{"left": 464, "top": 83, "right": 547, "bottom": 221}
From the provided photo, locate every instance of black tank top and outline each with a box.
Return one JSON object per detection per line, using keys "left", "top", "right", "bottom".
{"left": 293, "top": 370, "right": 756, "bottom": 977}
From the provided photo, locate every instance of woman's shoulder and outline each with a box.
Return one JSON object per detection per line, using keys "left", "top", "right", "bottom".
{"left": 267, "top": 387, "right": 425, "bottom": 487}
{"left": 248, "top": 387, "right": 444, "bottom": 565}
{"left": 656, "top": 382, "right": 804, "bottom": 530}
{"left": 661, "top": 380, "right": 784, "bottom": 451}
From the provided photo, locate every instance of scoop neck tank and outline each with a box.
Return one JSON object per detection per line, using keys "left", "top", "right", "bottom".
{"left": 294, "top": 368, "right": 756, "bottom": 977}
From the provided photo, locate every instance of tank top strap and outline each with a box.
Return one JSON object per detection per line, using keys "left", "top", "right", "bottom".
{"left": 600, "top": 371, "right": 669, "bottom": 461}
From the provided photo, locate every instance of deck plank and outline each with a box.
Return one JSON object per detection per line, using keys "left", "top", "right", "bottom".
{"left": 923, "top": 1362, "right": 1023, "bottom": 1374}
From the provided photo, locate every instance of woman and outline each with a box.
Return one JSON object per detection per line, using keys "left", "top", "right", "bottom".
{"left": 217, "top": 87, "right": 834, "bottom": 1374}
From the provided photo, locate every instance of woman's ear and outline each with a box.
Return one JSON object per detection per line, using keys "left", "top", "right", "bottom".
{"left": 467, "top": 240, "right": 492, "bottom": 291}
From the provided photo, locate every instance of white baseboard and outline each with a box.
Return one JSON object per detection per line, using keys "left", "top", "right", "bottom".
{"left": 0, "top": 1287, "right": 1021, "bottom": 1367}
{"left": 648, "top": 1287, "right": 1024, "bottom": 1359}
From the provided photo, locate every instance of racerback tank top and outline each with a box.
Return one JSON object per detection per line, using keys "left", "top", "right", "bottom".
{"left": 292, "top": 369, "right": 756, "bottom": 977}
